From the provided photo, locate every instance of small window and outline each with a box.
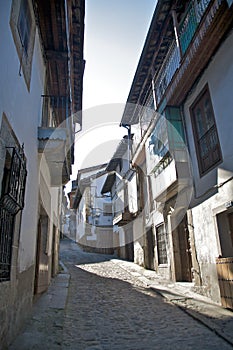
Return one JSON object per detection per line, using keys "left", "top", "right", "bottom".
{"left": 190, "top": 85, "right": 222, "bottom": 176}
{"left": 17, "top": 0, "right": 31, "bottom": 56}
{"left": 10, "top": 0, "right": 36, "bottom": 90}
{"left": 103, "top": 203, "right": 112, "bottom": 216}
{"left": 156, "top": 224, "right": 168, "bottom": 265}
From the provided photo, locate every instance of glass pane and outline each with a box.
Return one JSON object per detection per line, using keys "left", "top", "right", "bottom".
{"left": 195, "top": 107, "right": 205, "bottom": 137}
{"left": 17, "top": 0, "right": 31, "bottom": 54}
{"left": 204, "top": 98, "right": 214, "bottom": 130}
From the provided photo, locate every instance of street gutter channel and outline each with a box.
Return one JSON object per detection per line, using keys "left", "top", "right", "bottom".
{"left": 149, "top": 287, "right": 233, "bottom": 348}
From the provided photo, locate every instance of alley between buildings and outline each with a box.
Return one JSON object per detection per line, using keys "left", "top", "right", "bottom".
{"left": 9, "top": 238, "right": 233, "bottom": 350}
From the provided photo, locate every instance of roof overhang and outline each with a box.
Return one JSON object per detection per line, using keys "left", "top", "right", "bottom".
{"left": 35, "top": 0, "right": 85, "bottom": 124}
{"left": 121, "top": 0, "right": 174, "bottom": 125}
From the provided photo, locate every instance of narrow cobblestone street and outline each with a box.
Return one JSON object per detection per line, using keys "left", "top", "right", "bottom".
{"left": 10, "top": 238, "right": 233, "bottom": 350}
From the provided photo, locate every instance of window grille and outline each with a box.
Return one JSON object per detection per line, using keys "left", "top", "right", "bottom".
{"left": 0, "top": 146, "right": 27, "bottom": 282}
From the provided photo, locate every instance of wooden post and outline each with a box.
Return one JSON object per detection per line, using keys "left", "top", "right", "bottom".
{"left": 171, "top": 9, "right": 183, "bottom": 60}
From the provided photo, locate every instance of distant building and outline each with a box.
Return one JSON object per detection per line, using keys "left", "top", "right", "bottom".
{"left": 0, "top": 0, "right": 85, "bottom": 346}
{"left": 101, "top": 136, "right": 137, "bottom": 260}
{"left": 70, "top": 164, "right": 114, "bottom": 254}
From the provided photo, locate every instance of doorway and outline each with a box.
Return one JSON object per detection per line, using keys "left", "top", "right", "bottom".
{"left": 145, "top": 226, "right": 155, "bottom": 270}
{"left": 173, "top": 215, "right": 192, "bottom": 282}
{"left": 34, "top": 206, "right": 49, "bottom": 294}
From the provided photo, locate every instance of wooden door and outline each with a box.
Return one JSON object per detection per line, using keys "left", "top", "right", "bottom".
{"left": 177, "top": 216, "right": 192, "bottom": 282}
{"left": 145, "top": 227, "right": 155, "bottom": 270}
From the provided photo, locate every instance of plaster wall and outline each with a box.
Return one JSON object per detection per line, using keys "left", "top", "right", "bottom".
{"left": 133, "top": 216, "right": 144, "bottom": 266}
{"left": 184, "top": 31, "right": 233, "bottom": 200}
{"left": 183, "top": 31, "right": 233, "bottom": 302}
{"left": 0, "top": 2, "right": 45, "bottom": 273}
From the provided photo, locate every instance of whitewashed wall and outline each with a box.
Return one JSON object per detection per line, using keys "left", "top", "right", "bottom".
{"left": 0, "top": 2, "right": 45, "bottom": 272}
{"left": 183, "top": 31, "right": 233, "bottom": 302}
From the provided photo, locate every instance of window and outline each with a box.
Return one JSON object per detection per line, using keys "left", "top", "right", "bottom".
{"left": 0, "top": 146, "right": 27, "bottom": 282}
{"left": 156, "top": 224, "right": 168, "bottom": 265}
{"left": 10, "top": 0, "right": 36, "bottom": 90}
{"left": 190, "top": 85, "right": 222, "bottom": 176}
{"left": 17, "top": 0, "right": 31, "bottom": 56}
{"left": 103, "top": 203, "right": 112, "bottom": 216}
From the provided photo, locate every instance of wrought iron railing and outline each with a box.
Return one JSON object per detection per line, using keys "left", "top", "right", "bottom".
{"left": 195, "top": 0, "right": 212, "bottom": 24}
{"left": 179, "top": 0, "right": 211, "bottom": 54}
{"left": 154, "top": 41, "right": 181, "bottom": 105}
{"left": 0, "top": 145, "right": 27, "bottom": 282}
{"left": 153, "top": 0, "right": 212, "bottom": 105}
{"left": 139, "top": 92, "right": 155, "bottom": 136}
{"left": 0, "top": 209, "right": 15, "bottom": 282}
{"left": 1, "top": 147, "right": 27, "bottom": 214}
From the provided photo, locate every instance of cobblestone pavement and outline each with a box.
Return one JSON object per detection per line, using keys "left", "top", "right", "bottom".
{"left": 10, "top": 238, "right": 233, "bottom": 350}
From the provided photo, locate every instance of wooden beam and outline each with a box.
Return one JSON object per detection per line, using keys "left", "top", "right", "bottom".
{"left": 46, "top": 50, "right": 68, "bottom": 61}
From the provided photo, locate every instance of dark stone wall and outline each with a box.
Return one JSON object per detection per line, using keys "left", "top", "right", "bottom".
{"left": 0, "top": 264, "right": 35, "bottom": 349}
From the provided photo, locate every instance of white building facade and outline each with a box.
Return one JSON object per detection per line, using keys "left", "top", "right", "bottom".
{"left": 71, "top": 164, "right": 114, "bottom": 254}
{"left": 0, "top": 0, "right": 85, "bottom": 346}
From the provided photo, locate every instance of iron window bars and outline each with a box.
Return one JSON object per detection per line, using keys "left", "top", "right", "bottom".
{"left": 0, "top": 146, "right": 27, "bottom": 282}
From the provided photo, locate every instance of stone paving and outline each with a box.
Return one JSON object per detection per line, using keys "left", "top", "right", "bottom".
{"left": 9, "top": 238, "right": 233, "bottom": 350}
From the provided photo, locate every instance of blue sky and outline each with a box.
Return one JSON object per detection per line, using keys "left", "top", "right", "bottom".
{"left": 83, "top": 0, "right": 156, "bottom": 109}
{"left": 72, "top": 0, "right": 156, "bottom": 176}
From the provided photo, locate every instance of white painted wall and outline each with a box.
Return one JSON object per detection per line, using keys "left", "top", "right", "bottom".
{"left": 184, "top": 31, "right": 233, "bottom": 200}
{"left": 0, "top": 3, "right": 46, "bottom": 272}
{"left": 128, "top": 173, "right": 138, "bottom": 214}
{"left": 76, "top": 193, "right": 86, "bottom": 240}
{"left": 183, "top": 31, "right": 233, "bottom": 302}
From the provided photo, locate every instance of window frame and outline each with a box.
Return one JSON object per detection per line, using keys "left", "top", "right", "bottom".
{"left": 190, "top": 84, "right": 222, "bottom": 177}
{"left": 0, "top": 146, "right": 27, "bottom": 282}
{"left": 10, "top": 0, "right": 36, "bottom": 90}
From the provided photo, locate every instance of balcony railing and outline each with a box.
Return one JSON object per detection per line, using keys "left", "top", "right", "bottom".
{"left": 41, "top": 95, "right": 70, "bottom": 127}
{"left": 154, "top": 41, "right": 180, "bottom": 105}
{"left": 139, "top": 92, "right": 155, "bottom": 136}
{"left": 153, "top": 0, "right": 214, "bottom": 105}
{"left": 179, "top": 0, "right": 211, "bottom": 54}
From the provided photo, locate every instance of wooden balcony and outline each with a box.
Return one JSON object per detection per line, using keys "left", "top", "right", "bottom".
{"left": 154, "top": 0, "right": 233, "bottom": 107}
